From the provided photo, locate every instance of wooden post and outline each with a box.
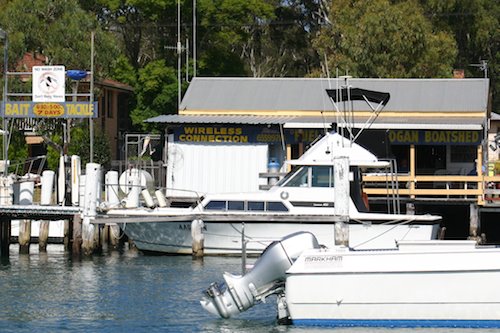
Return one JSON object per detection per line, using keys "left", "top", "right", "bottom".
{"left": 109, "top": 224, "right": 120, "bottom": 250}
{"left": 334, "top": 156, "right": 349, "bottom": 247}
{"left": 38, "top": 221, "right": 50, "bottom": 252}
{"left": 15, "top": 181, "right": 34, "bottom": 254}
{"left": 63, "top": 219, "right": 71, "bottom": 251}
{"left": 0, "top": 217, "right": 9, "bottom": 258}
{"left": 409, "top": 144, "right": 416, "bottom": 199}
{"left": 72, "top": 214, "right": 82, "bottom": 256}
{"left": 191, "top": 219, "right": 204, "bottom": 258}
{"left": 469, "top": 203, "right": 481, "bottom": 243}
{"left": 93, "top": 224, "right": 101, "bottom": 254}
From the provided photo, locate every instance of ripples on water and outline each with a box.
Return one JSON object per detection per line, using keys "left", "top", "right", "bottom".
{"left": 0, "top": 244, "right": 494, "bottom": 333}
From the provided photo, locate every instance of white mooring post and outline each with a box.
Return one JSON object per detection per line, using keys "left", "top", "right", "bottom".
{"left": 71, "top": 155, "right": 81, "bottom": 206}
{"left": 334, "top": 156, "right": 350, "bottom": 247}
{"left": 0, "top": 175, "right": 13, "bottom": 257}
{"left": 191, "top": 219, "right": 205, "bottom": 258}
{"left": 105, "top": 171, "right": 120, "bottom": 248}
{"left": 40, "top": 170, "right": 55, "bottom": 252}
{"left": 58, "top": 155, "right": 65, "bottom": 205}
{"left": 82, "top": 163, "right": 101, "bottom": 255}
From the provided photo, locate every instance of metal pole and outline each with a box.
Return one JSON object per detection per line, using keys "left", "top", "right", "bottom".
{"left": 241, "top": 222, "right": 246, "bottom": 274}
{"left": 89, "top": 31, "right": 95, "bottom": 163}
{"left": 193, "top": 0, "right": 196, "bottom": 77}
{"left": 177, "top": 0, "right": 181, "bottom": 109}
{"left": 1, "top": 29, "right": 8, "bottom": 175}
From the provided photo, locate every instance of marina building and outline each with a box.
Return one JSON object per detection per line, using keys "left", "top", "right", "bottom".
{"left": 147, "top": 77, "right": 500, "bottom": 242}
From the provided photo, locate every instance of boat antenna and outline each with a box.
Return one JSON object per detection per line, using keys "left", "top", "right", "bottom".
{"left": 320, "top": 54, "right": 332, "bottom": 135}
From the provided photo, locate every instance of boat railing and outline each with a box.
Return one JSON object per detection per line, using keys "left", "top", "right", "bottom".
{"left": 9, "top": 155, "right": 46, "bottom": 179}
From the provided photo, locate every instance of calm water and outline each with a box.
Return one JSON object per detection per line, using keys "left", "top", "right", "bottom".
{"left": 0, "top": 244, "right": 494, "bottom": 333}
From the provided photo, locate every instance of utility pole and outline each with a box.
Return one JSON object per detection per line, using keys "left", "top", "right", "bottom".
{"left": 0, "top": 28, "right": 8, "bottom": 175}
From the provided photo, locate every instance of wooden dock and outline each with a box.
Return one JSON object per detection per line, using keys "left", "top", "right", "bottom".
{"left": 0, "top": 205, "right": 82, "bottom": 257}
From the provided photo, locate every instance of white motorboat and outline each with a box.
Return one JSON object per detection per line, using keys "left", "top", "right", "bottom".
{"left": 100, "top": 85, "right": 441, "bottom": 255}
{"left": 201, "top": 231, "right": 500, "bottom": 328}
{"left": 102, "top": 130, "right": 440, "bottom": 255}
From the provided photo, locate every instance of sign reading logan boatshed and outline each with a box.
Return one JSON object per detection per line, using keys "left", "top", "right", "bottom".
{"left": 388, "top": 130, "right": 482, "bottom": 145}
{"left": 32, "top": 66, "right": 65, "bottom": 102}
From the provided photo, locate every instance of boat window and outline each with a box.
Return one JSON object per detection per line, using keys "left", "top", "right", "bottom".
{"left": 266, "top": 201, "right": 288, "bottom": 212}
{"left": 248, "top": 201, "right": 265, "bottom": 211}
{"left": 204, "top": 200, "right": 226, "bottom": 210}
{"left": 228, "top": 201, "right": 245, "bottom": 211}
{"left": 283, "top": 167, "right": 309, "bottom": 187}
{"left": 311, "top": 166, "right": 334, "bottom": 187}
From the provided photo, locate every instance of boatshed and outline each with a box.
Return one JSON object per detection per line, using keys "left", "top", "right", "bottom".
{"left": 147, "top": 77, "right": 490, "bottom": 198}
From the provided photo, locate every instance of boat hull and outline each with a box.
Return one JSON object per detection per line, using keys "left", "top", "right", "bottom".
{"left": 285, "top": 243, "right": 500, "bottom": 326}
{"left": 121, "top": 220, "right": 439, "bottom": 255}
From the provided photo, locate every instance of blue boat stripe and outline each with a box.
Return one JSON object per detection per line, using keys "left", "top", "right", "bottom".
{"left": 292, "top": 319, "right": 500, "bottom": 328}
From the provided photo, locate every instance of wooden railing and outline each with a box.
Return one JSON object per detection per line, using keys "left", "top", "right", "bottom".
{"left": 362, "top": 173, "right": 500, "bottom": 206}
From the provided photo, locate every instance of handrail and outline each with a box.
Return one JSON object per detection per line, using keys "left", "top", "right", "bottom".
{"left": 362, "top": 173, "right": 500, "bottom": 206}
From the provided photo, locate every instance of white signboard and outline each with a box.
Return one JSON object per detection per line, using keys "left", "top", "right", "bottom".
{"left": 32, "top": 66, "right": 65, "bottom": 102}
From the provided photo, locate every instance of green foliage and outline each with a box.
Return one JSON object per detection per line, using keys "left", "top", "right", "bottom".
{"left": 110, "top": 55, "right": 137, "bottom": 87}
{"left": 45, "top": 133, "right": 63, "bottom": 170}
{"left": 131, "top": 59, "right": 178, "bottom": 132}
{"left": 68, "top": 122, "right": 112, "bottom": 168}
{"left": 314, "top": 0, "right": 457, "bottom": 78}
{"left": 419, "top": 0, "right": 499, "bottom": 111}
{"left": 0, "top": 0, "right": 119, "bottom": 78}
{"left": 1, "top": 126, "right": 29, "bottom": 174}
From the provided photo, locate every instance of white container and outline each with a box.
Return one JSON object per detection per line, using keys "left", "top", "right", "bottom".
{"left": 142, "top": 189, "right": 155, "bottom": 208}
{"left": 155, "top": 189, "right": 168, "bottom": 207}
{"left": 41, "top": 170, "right": 55, "bottom": 205}
{"left": 105, "top": 171, "right": 120, "bottom": 207}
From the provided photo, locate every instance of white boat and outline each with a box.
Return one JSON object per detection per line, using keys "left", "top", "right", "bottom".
{"left": 101, "top": 85, "right": 441, "bottom": 255}
{"left": 201, "top": 231, "right": 500, "bottom": 328}
{"left": 102, "top": 130, "right": 440, "bottom": 255}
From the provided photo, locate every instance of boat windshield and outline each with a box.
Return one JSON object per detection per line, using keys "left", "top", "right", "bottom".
{"left": 278, "top": 166, "right": 334, "bottom": 188}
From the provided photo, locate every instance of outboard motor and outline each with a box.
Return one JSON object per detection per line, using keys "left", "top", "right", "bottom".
{"left": 201, "top": 231, "right": 320, "bottom": 318}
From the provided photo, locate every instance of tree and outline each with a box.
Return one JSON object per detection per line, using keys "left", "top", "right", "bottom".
{"left": 69, "top": 122, "right": 111, "bottom": 168}
{"left": 1, "top": 0, "right": 118, "bottom": 76}
{"left": 197, "top": 0, "right": 276, "bottom": 76}
{"left": 314, "top": 0, "right": 457, "bottom": 78}
{"left": 0, "top": 0, "right": 121, "bottom": 166}
{"left": 420, "top": 0, "right": 499, "bottom": 111}
{"left": 131, "top": 59, "right": 179, "bottom": 132}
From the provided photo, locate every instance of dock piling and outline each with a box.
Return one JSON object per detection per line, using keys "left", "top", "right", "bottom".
{"left": 82, "top": 163, "right": 100, "bottom": 255}
{"left": 191, "top": 219, "right": 204, "bottom": 258}
{"left": 14, "top": 181, "right": 34, "bottom": 254}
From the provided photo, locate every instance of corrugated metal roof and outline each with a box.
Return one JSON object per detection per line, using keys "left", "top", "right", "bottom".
{"left": 145, "top": 114, "right": 297, "bottom": 124}
{"left": 146, "top": 114, "right": 483, "bottom": 130}
{"left": 178, "top": 77, "right": 489, "bottom": 113}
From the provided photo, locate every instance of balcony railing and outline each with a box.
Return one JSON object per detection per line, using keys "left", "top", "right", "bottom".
{"left": 362, "top": 173, "right": 500, "bottom": 206}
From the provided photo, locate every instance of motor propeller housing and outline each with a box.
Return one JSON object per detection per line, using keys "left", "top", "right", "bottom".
{"left": 201, "top": 231, "right": 320, "bottom": 318}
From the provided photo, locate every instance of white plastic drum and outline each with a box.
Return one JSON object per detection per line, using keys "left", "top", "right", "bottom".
{"left": 119, "top": 169, "right": 154, "bottom": 194}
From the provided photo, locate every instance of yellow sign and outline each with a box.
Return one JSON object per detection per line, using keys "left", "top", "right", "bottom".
{"left": 388, "top": 130, "right": 481, "bottom": 145}
{"left": 33, "top": 103, "right": 65, "bottom": 117}
{"left": 2, "top": 102, "right": 98, "bottom": 118}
